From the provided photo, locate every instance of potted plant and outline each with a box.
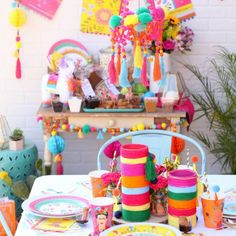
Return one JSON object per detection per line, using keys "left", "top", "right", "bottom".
{"left": 9, "top": 128, "right": 24, "bottom": 151}
{"left": 183, "top": 47, "right": 236, "bottom": 174}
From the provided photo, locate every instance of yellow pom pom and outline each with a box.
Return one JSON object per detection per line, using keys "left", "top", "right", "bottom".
{"left": 62, "top": 124, "right": 67, "bottom": 130}
{"left": 9, "top": 8, "right": 27, "bottom": 28}
{"left": 124, "top": 15, "right": 139, "bottom": 26}
{"left": 137, "top": 123, "right": 145, "bottom": 131}
{"left": 16, "top": 41, "right": 22, "bottom": 49}
{"left": 0, "top": 171, "right": 12, "bottom": 186}
{"left": 51, "top": 130, "right": 57, "bottom": 136}
{"left": 132, "top": 126, "right": 137, "bottom": 131}
{"left": 161, "top": 122, "right": 167, "bottom": 129}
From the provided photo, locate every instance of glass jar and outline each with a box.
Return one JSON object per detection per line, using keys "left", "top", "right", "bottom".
{"left": 151, "top": 190, "right": 167, "bottom": 217}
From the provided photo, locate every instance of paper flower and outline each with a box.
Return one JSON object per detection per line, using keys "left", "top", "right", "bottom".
{"left": 101, "top": 172, "right": 121, "bottom": 187}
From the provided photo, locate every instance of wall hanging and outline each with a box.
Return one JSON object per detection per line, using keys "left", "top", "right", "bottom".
{"left": 19, "top": 0, "right": 63, "bottom": 19}
{"left": 80, "top": 0, "right": 121, "bottom": 35}
{"left": 9, "top": 0, "right": 27, "bottom": 79}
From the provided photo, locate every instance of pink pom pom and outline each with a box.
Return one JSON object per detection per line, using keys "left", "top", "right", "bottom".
{"left": 108, "top": 55, "right": 117, "bottom": 84}
{"left": 37, "top": 116, "right": 42, "bottom": 122}
{"left": 104, "top": 141, "right": 121, "bottom": 159}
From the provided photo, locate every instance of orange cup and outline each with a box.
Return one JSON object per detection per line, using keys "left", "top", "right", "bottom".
{"left": 89, "top": 170, "right": 109, "bottom": 197}
{"left": 201, "top": 192, "right": 225, "bottom": 228}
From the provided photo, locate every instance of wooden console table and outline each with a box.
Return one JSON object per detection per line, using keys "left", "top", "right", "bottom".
{"left": 37, "top": 106, "right": 186, "bottom": 172}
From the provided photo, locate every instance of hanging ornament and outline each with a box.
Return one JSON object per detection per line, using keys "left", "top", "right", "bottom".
{"left": 97, "top": 129, "right": 104, "bottom": 140}
{"left": 9, "top": 1, "right": 27, "bottom": 79}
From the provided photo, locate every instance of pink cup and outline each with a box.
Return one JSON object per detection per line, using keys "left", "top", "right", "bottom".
{"left": 90, "top": 197, "right": 114, "bottom": 236}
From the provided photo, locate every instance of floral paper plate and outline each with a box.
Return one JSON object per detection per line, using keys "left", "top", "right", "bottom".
{"left": 22, "top": 195, "right": 89, "bottom": 218}
{"left": 100, "top": 223, "right": 181, "bottom": 236}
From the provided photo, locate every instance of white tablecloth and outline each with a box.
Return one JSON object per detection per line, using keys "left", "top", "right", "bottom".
{"left": 15, "top": 175, "right": 236, "bottom": 236}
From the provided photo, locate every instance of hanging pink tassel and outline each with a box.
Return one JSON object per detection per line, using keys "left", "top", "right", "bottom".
{"left": 141, "top": 56, "right": 149, "bottom": 87}
{"left": 57, "top": 162, "right": 63, "bottom": 175}
{"left": 16, "top": 57, "right": 22, "bottom": 79}
{"left": 108, "top": 54, "right": 117, "bottom": 84}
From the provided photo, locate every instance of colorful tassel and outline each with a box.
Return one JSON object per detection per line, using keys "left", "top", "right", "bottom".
{"left": 141, "top": 56, "right": 149, "bottom": 87}
{"left": 153, "top": 52, "right": 161, "bottom": 81}
{"left": 119, "top": 58, "right": 131, "bottom": 87}
{"left": 116, "top": 49, "right": 121, "bottom": 79}
{"left": 78, "top": 129, "right": 84, "bottom": 139}
{"left": 132, "top": 67, "right": 141, "bottom": 79}
{"left": 108, "top": 54, "right": 117, "bottom": 84}
{"left": 56, "top": 162, "right": 63, "bottom": 175}
{"left": 16, "top": 57, "right": 22, "bottom": 79}
{"left": 97, "top": 130, "right": 104, "bottom": 140}
{"left": 134, "top": 42, "right": 143, "bottom": 69}
{"left": 145, "top": 153, "right": 157, "bottom": 182}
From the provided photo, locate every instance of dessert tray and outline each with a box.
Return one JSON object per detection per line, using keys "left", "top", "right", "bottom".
{"left": 100, "top": 223, "right": 181, "bottom": 236}
{"left": 22, "top": 195, "right": 89, "bottom": 218}
{"left": 83, "top": 107, "right": 144, "bottom": 113}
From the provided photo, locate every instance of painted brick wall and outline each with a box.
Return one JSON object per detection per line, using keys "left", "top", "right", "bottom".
{"left": 0, "top": 0, "right": 234, "bottom": 174}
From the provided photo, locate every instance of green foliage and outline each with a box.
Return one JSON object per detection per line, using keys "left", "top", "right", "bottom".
{"left": 184, "top": 47, "right": 236, "bottom": 173}
{"left": 10, "top": 128, "right": 23, "bottom": 141}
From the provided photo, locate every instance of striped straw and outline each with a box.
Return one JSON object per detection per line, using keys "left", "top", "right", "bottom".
{"left": 186, "top": 148, "right": 190, "bottom": 168}
{"left": 204, "top": 172, "right": 210, "bottom": 196}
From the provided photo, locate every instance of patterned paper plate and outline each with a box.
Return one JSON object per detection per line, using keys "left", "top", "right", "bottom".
{"left": 100, "top": 223, "right": 182, "bottom": 236}
{"left": 22, "top": 195, "right": 89, "bottom": 218}
{"left": 223, "top": 202, "right": 236, "bottom": 216}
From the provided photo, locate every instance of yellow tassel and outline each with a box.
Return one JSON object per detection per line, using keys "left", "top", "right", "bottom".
{"left": 134, "top": 42, "right": 143, "bottom": 69}
{"left": 78, "top": 129, "right": 84, "bottom": 139}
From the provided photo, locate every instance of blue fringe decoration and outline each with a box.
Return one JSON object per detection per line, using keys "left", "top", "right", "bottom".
{"left": 119, "top": 58, "right": 131, "bottom": 88}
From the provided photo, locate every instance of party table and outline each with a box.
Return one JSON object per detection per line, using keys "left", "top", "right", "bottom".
{"left": 15, "top": 175, "right": 236, "bottom": 236}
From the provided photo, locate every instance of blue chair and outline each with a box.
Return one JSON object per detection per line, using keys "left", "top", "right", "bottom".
{"left": 97, "top": 130, "right": 206, "bottom": 176}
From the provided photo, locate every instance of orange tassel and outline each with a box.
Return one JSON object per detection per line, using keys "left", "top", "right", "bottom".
{"left": 153, "top": 52, "right": 161, "bottom": 81}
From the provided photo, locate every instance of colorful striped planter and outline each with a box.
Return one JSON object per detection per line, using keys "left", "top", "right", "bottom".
{"left": 121, "top": 144, "right": 150, "bottom": 222}
{"left": 167, "top": 169, "right": 197, "bottom": 229}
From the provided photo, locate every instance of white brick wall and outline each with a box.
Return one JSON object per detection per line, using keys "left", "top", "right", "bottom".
{"left": 0, "top": 0, "right": 234, "bottom": 174}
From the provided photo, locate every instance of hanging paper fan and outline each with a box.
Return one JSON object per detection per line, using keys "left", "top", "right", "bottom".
{"left": 48, "top": 39, "right": 91, "bottom": 66}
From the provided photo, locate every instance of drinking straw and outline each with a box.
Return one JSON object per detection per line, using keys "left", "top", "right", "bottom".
{"left": 0, "top": 211, "right": 13, "bottom": 236}
{"left": 186, "top": 148, "right": 190, "bottom": 168}
{"left": 212, "top": 185, "right": 220, "bottom": 201}
{"left": 204, "top": 172, "right": 210, "bottom": 197}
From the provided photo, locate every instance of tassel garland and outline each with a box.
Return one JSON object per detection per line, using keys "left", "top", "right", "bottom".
{"left": 132, "top": 67, "right": 141, "bottom": 79}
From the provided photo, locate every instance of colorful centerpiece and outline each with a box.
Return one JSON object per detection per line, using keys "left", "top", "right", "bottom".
{"left": 120, "top": 144, "right": 156, "bottom": 222}
{"left": 168, "top": 169, "right": 197, "bottom": 232}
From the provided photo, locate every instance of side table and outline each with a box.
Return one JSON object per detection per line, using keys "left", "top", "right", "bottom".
{"left": 0, "top": 142, "right": 38, "bottom": 216}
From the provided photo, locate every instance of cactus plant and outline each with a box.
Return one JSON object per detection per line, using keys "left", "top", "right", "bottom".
{"left": 9, "top": 128, "right": 23, "bottom": 141}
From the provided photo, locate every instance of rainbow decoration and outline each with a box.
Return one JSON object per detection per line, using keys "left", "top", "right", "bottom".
{"left": 47, "top": 39, "right": 91, "bottom": 67}
{"left": 120, "top": 144, "right": 151, "bottom": 222}
{"left": 167, "top": 169, "right": 197, "bottom": 229}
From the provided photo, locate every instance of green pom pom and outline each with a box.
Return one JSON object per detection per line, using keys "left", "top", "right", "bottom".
{"left": 82, "top": 125, "right": 91, "bottom": 134}
{"left": 109, "top": 15, "right": 122, "bottom": 29}
{"left": 138, "top": 13, "right": 153, "bottom": 24}
{"left": 136, "top": 7, "right": 150, "bottom": 15}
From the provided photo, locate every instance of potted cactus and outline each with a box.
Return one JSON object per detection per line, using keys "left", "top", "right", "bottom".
{"left": 9, "top": 128, "right": 24, "bottom": 151}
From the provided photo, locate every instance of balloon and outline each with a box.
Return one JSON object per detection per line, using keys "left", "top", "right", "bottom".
{"left": 9, "top": 9, "right": 27, "bottom": 28}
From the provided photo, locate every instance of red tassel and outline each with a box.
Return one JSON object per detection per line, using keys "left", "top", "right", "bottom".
{"left": 116, "top": 52, "right": 121, "bottom": 80}
{"left": 16, "top": 57, "right": 22, "bottom": 79}
{"left": 108, "top": 55, "right": 117, "bottom": 84}
{"left": 153, "top": 53, "right": 161, "bottom": 81}
{"left": 57, "top": 162, "right": 63, "bottom": 175}
{"left": 141, "top": 56, "right": 149, "bottom": 87}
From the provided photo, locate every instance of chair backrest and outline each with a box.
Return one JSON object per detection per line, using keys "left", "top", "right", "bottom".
{"left": 97, "top": 130, "right": 206, "bottom": 176}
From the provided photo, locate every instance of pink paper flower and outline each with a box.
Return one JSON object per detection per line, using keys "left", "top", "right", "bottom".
{"left": 163, "top": 40, "right": 176, "bottom": 51}
{"left": 101, "top": 172, "right": 121, "bottom": 187}
{"left": 150, "top": 175, "right": 168, "bottom": 191}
